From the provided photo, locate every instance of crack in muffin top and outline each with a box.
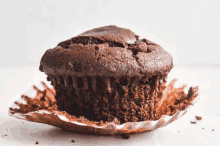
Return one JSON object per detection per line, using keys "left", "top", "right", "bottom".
{"left": 40, "top": 25, "right": 173, "bottom": 77}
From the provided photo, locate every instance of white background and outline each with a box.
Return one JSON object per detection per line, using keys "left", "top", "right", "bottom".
{"left": 1, "top": 0, "right": 220, "bottom": 67}
{"left": 1, "top": 0, "right": 220, "bottom": 145}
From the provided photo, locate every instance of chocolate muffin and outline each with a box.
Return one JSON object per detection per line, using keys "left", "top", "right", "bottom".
{"left": 39, "top": 25, "right": 173, "bottom": 124}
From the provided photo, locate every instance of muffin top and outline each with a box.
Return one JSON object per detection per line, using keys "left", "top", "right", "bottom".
{"left": 39, "top": 25, "right": 173, "bottom": 77}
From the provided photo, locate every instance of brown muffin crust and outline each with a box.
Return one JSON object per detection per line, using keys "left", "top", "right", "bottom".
{"left": 38, "top": 25, "right": 174, "bottom": 124}
{"left": 39, "top": 25, "right": 173, "bottom": 77}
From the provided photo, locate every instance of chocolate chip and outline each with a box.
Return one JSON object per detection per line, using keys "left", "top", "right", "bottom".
{"left": 212, "top": 129, "right": 214, "bottom": 131}
{"left": 35, "top": 141, "right": 39, "bottom": 144}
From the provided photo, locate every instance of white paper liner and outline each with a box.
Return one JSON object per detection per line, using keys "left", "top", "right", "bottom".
{"left": 8, "top": 80, "right": 199, "bottom": 136}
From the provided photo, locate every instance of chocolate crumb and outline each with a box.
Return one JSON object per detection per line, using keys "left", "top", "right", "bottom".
{"left": 3, "top": 134, "right": 7, "bottom": 137}
{"left": 212, "top": 129, "right": 214, "bottom": 131}
{"left": 195, "top": 116, "right": 202, "bottom": 120}
{"left": 190, "top": 121, "right": 196, "bottom": 124}
{"left": 71, "top": 140, "right": 75, "bottom": 143}
{"left": 202, "top": 128, "right": 204, "bottom": 129}
{"left": 121, "top": 134, "right": 130, "bottom": 139}
{"left": 178, "top": 131, "right": 180, "bottom": 132}
{"left": 35, "top": 141, "right": 39, "bottom": 144}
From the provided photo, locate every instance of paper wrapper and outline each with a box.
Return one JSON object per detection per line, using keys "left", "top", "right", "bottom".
{"left": 9, "top": 79, "right": 199, "bottom": 136}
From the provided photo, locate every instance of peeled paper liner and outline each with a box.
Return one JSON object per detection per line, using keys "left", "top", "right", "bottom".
{"left": 8, "top": 79, "right": 199, "bottom": 136}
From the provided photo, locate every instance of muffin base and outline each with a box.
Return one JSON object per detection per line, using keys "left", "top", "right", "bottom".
{"left": 47, "top": 74, "right": 168, "bottom": 124}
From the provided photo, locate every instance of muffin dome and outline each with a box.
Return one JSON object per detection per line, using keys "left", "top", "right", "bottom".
{"left": 39, "top": 25, "right": 173, "bottom": 77}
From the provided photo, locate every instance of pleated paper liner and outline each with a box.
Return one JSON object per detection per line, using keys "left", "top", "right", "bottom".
{"left": 9, "top": 79, "right": 198, "bottom": 136}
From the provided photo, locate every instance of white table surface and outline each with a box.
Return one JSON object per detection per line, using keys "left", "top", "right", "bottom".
{"left": 0, "top": 65, "right": 220, "bottom": 146}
